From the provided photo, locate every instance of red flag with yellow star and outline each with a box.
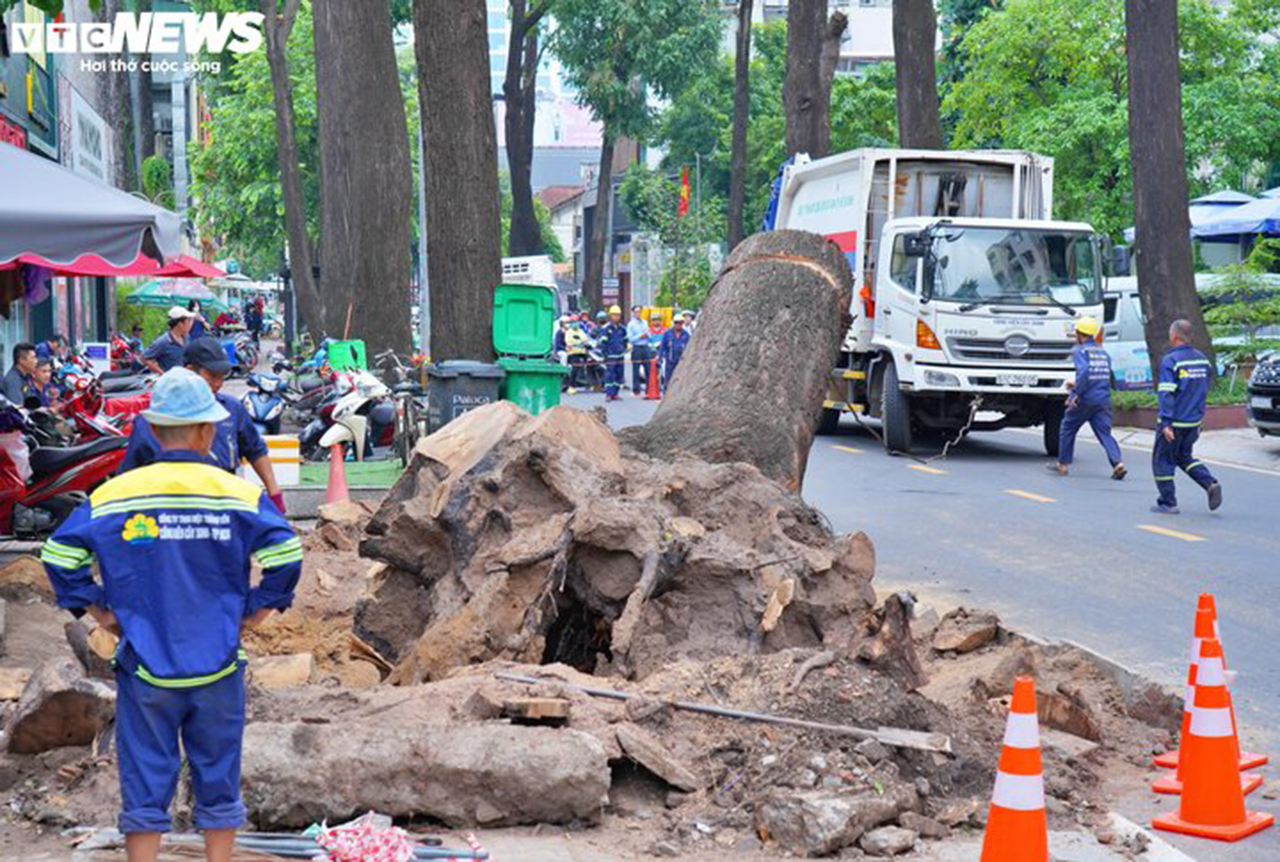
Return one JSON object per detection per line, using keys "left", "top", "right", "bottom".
{"left": 678, "top": 166, "right": 690, "bottom": 218}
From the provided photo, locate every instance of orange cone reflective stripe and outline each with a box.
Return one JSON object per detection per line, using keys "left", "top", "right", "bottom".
{"left": 981, "top": 676, "right": 1048, "bottom": 862}
{"left": 1152, "top": 638, "right": 1274, "bottom": 842}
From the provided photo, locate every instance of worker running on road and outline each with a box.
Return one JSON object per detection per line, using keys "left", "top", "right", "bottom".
{"left": 40, "top": 368, "right": 302, "bottom": 862}
{"left": 1151, "top": 319, "right": 1221, "bottom": 514}
{"left": 1047, "top": 316, "right": 1126, "bottom": 479}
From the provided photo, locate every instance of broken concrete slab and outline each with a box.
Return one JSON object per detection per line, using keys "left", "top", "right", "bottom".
{"left": 860, "top": 824, "right": 917, "bottom": 856}
{"left": 5, "top": 660, "right": 115, "bottom": 754}
{"left": 931, "top": 608, "right": 999, "bottom": 654}
{"left": 615, "top": 722, "right": 703, "bottom": 792}
{"left": 250, "top": 653, "right": 316, "bottom": 689}
{"left": 241, "top": 721, "right": 610, "bottom": 828}
{"left": 898, "top": 811, "right": 948, "bottom": 840}
{"left": 316, "top": 499, "right": 374, "bottom": 527}
{"left": 755, "top": 783, "right": 918, "bottom": 857}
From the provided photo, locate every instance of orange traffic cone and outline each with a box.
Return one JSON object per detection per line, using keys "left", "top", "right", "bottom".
{"left": 1152, "top": 637, "right": 1274, "bottom": 842}
{"left": 981, "top": 676, "right": 1048, "bottom": 862}
{"left": 1155, "top": 594, "right": 1267, "bottom": 772}
{"left": 645, "top": 357, "right": 661, "bottom": 400}
{"left": 1153, "top": 606, "right": 1263, "bottom": 795}
{"left": 325, "top": 444, "right": 349, "bottom": 505}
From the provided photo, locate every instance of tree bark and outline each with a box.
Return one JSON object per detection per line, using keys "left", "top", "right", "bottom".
{"left": 262, "top": 0, "right": 323, "bottom": 341}
{"left": 1125, "top": 0, "right": 1214, "bottom": 373}
{"left": 727, "top": 0, "right": 753, "bottom": 250}
{"left": 314, "top": 0, "right": 415, "bottom": 356}
{"left": 784, "top": 3, "right": 847, "bottom": 159}
{"left": 582, "top": 134, "right": 615, "bottom": 313}
{"left": 504, "top": 0, "right": 547, "bottom": 258}
{"left": 892, "top": 0, "right": 943, "bottom": 149}
{"left": 621, "top": 230, "right": 853, "bottom": 492}
{"left": 135, "top": 0, "right": 155, "bottom": 161}
{"left": 417, "top": 0, "right": 503, "bottom": 361}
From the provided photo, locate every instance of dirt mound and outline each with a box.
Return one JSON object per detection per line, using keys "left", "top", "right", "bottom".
{"left": 359, "top": 403, "right": 878, "bottom": 685}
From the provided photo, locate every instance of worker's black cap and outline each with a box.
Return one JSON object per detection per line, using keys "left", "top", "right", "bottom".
{"left": 183, "top": 337, "right": 233, "bottom": 373}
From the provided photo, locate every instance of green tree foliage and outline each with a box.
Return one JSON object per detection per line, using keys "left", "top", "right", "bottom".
{"left": 655, "top": 22, "right": 897, "bottom": 234}
{"left": 190, "top": 4, "right": 319, "bottom": 278}
{"left": 140, "top": 154, "right": 175, "bottom": 210}
{"left": 943, "top": 0, "right": 1280, "bottom": 237}
{"left": 498, "top": 173, "right": 566, "bottom": 263}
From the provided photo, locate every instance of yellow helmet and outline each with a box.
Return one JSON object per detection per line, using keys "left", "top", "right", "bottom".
{"left": 608, "top": 305, "right": 622, "bottom": 315}
{"left": 1074, "top": 316, "right": 1100, "bottom": 337}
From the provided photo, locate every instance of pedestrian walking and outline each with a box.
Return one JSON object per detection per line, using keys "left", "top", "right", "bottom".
{"left": 1047, "top": 317, "right": 1126, "bottom": 479}
{"left": 597, "top": 305, "right": 629, "bottom": 401}
{"left": 40, "top": 368, "right": 302, "bottom": 862}
{"left": 627, "top": 305, "right": 651, "bottom": 395}
{"left": 658, "top": 313, "right": 691, "bottom": 389}
{"left": 1151, "top": 319, "right": 1221, "bottom": 515}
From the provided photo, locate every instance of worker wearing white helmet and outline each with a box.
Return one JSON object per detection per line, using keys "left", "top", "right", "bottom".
{"left": 597, "top": 304, "right": 629, "bottom": 401}
{"left": 1048, "top": 316, "right": 1126, "bottom": 479}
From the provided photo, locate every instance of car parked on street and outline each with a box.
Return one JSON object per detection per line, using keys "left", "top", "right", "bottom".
{"left": 1248, "top": 356, "right": 1280, "bottom": 437}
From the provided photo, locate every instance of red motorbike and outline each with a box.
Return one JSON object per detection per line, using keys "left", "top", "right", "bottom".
{"left": 0, "top": 407, "right": 126, "bottom": 538}
{"left": 61, "top": 378, "right": 149, "bottom": 439}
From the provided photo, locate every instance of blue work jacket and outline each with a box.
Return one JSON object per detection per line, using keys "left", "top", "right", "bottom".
{"left": 1071, "top": 343, "right": 1113, "bottom": 407}
{"left": 122, "top": 391, "right": 269, "bottom": 474}
{"left": 1156, "top": 345, "right": 1211, "bottom": 428}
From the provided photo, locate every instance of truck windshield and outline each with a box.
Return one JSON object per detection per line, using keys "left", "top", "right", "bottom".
{"left": 929, "top": 228, "right": 1100, "bottom": 307}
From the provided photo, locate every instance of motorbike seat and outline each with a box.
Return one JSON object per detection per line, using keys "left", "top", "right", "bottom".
{"left": 30, "top": 436, "right": 127, "bottom": 479}
{"left": 99, "top": 368, "right": 138, "bottom": 381}
{"left": 101, "top": 376, "right": 145, "bottom": 393}
{"left": 392, "top": 382, "right": 424, "bottom": 396}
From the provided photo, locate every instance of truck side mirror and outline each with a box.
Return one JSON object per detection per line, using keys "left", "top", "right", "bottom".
{"left": 903, "top": 231, "right": 931, "bottom": 257}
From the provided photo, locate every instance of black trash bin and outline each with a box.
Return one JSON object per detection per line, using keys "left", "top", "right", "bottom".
{"left": 424, "top": 360, "right": 506, "bottom": 433}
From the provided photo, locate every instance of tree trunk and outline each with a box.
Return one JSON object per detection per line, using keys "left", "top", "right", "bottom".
{"left": 262, "top": 0, "right": 323, "bottom": 341}
{"left": 417, "top": 0, "right": 503, "bottom": 362}
{"left": 314, "top": 0, "right": 415, "bottom": 356}
{"left": 621, "top": 230, "right": 853, "bottom": 492}
{"left": 505, "top": 0, "right": 545, "bottom": 258}
{"left": 101, "top": 0, "right": 137, "bottom": 192}
{"left": 784, "top": 3, "right": 847, "bottom": 159}
{"left": 1126, "top": 0, "right": 1214, "bottom": 373}
{"left": 892, "top": 0, "right": 943, "bottom": 149}
{"left": 727, "top": 0, "right": 753, "bottom": 250}
{"left": 582, "top": 134, "right": 615, "bottom": 313}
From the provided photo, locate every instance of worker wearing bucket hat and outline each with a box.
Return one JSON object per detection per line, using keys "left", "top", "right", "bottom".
{"left": 40, "top": 368, "right": 301, "bottom": 862}
{"left": 1048, "top": 316, "right": 1125, "bottom": 480}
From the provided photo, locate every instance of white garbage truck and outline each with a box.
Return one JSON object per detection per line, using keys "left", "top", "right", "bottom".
{"left": 767, "top": 148, "right": 1106, "bottom": 455}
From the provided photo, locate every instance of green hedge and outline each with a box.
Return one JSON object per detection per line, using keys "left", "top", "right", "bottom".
{"left": 1111, "top": 376, "right": 1249, "bottom": 410}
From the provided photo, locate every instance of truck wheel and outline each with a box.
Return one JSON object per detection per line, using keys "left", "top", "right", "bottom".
{"left": 816, "top": 407, "right": 841, "bottom": 435}
{"left": 1043, "top": 401, "right": 1065, "bottom": 457}
{"left": 880, "top": 364, "right": 913, "bottom": 455}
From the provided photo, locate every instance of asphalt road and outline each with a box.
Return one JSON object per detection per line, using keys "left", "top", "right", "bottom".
{"left": 574, "top": 391, "right": 1280, "bottom": 857}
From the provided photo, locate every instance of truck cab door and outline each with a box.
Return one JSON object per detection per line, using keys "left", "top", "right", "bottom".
{"left": 875, "top": 233, "right": 921, "bottom": 355}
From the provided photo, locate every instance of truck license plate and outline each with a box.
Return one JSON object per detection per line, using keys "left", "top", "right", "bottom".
{"left": 1252, "top": 396, "right": 1273, "bottom": 410}
{"left": 996, "top": 373, "right": 1037, "bottom": 387}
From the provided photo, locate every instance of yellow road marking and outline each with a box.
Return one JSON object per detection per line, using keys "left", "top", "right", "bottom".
{"left": 909, "top": 464, "right": 947, "bottom": 475}
{"left": 1137, "top": 525, "right": 1206, "bottom": 543}
{"left": 1005, "top": 489, "right": 1055, "bottom": 503}
{"left": 832, "top": 445, "right": 864, "bottom": 455}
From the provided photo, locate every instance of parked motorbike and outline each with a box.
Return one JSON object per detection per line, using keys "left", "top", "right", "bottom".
{"left": 315, "top": 372, "right": 395, "bottom": 462}
{"left": 0, "top": 405, "right": 127, "bottom": 538}
{"left": 242, "top": 372, "right": 287, "bottom": 436}
{"left": 220, "top": 332, "right": 260, "bottom": 376}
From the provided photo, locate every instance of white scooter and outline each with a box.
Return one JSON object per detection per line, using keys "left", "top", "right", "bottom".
{"left": 317, "top": 371, "right": 395, "bottom": 461}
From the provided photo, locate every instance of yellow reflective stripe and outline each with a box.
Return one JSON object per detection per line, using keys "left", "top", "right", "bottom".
{"left": 92, "top": 462, "right": 262, "bottom": 508}
{"left": 135, "top": 652, "right": 248, "bottom": 689}
{"left": 1157, "top": 383, "right": 1177, "bottom": 391}
{"left": 1174, "top": 359, "right": 1210, "bottom": 368}
{"left": 91, "top": 497, "right": 257, "bottom": 519}
{"left": 1171, "top": 420, "right": 1202, "bottom": 428}
{"left": 1154, "top": 475, "right": 1176, "bottom": 480}
{"left": 41, "top": 540, "right": 94, "bottom": 568}
{"left": 255, "top": 538, "right": 303, "bottom": 567}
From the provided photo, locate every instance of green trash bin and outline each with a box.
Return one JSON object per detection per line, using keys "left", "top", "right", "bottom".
{"left": 493, "top": 284, "right": 567, "bottom": 415}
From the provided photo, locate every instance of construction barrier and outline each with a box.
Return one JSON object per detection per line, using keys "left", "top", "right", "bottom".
{"left": 238, "top": 435, "right": 301, "bottom": 487}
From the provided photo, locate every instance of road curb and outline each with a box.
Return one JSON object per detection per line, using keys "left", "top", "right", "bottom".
{"left": 1107, "top": 813, "right": 1198, "bottom": 861}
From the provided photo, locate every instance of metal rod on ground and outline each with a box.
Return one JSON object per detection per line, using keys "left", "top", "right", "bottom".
{"left": 495, "top": 672, "right": 952, "bottom": 754}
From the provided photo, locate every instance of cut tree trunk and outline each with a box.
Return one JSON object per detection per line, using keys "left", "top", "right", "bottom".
{"left": 314, "top": 0, "right": 414, "bottom": 357}
{"left": 582, "top": 135, "right": 615, "bottom": 313}
{"left": 621, "top": 230, "right": 853, "bottom": 492}
{"left": 728, "top": 0, "right": 754, "bottom": 250}
{"left": 417, "top": 0, "right": 503, "bottom": 361}
{"left": 504, "top": 0, "right": 546, "bottom": 258}
{"left": 263, "top": 0, "right": 324, "bottom": 340}
{"left": 893, "top": 0, "right": 943, "bottom": 149}
{"left": 1125, "top": 0, "right": 1215, "bottom": 373}
{"left": 784, "top": 1, "right": 846, "bottom": 158}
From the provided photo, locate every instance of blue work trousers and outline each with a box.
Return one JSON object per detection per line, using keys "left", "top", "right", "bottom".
{"left": 115, "top": 663, "right": 247, "bottom": 834}
{"left": 631, "top": 346, "right": 651, "bottom": 394}
{"left": 1058, "top": 401, "right": 1123, "bottom": 467}
{"left": 1152, "top": 426, "right": 1216, "bottom": 508}
{"left": 604, "top": 353, "right": 626, "bottom": 397}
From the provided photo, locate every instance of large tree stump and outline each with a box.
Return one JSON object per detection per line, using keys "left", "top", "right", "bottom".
{"left": 622, "top": 230, "right": 852, "bottom": 491}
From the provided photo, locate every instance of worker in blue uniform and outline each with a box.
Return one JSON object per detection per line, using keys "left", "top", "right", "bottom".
{"left": 1047, "top": 317, "right": 1126, "bottom": 479}
{"left": 1151, "top": 319, "right": 1221, "bottom": 514}
{"left": 658, "top": 313, "right": 692, "bottom": 389}
{"left": 596, "top": 305, "right": 629, "bottom": 401}
{"left": 40, "top": 368, "right": 302, "bottom": 862}
{"left": 123, "top": 338, "right": 286, "bottom": 514}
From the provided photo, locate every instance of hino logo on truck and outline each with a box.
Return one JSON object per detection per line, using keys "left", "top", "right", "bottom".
{"left": 1004, "top": 336, "right": 1031, "bottom": 357}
